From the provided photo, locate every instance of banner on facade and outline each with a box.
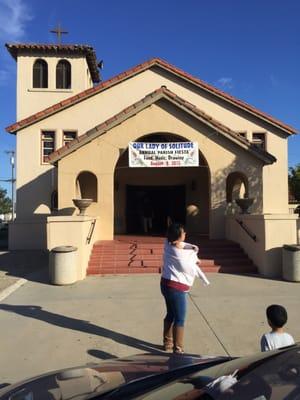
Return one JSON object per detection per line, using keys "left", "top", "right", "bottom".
{"left": 128, "top": 142, "right": 199, "bottom": 168}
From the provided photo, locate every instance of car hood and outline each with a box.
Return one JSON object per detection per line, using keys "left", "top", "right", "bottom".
{"left": 0, "top": 353, "right": 226, "bottom": 399}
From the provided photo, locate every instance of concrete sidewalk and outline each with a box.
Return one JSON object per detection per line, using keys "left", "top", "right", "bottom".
{"left": 0, "top": 270, "right": 300, "bottom": 385}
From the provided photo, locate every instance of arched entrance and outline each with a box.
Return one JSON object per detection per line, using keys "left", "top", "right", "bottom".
{"left": 114, "top": 133, "right": 210, "bottom": 236}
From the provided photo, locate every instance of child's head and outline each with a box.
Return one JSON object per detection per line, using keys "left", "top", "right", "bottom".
{"left": 266, "top": 304, "right": 288, "bottom": 329}
{"left": 167, "top": 223, "right": 185, "bottom": 243}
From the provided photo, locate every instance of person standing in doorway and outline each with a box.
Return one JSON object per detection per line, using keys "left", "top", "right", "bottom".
{"left": 141, "top": 196, "right": 154, "bottom": 234}
{"left": 160, "top": 223, "right": 210, "bottom": 354}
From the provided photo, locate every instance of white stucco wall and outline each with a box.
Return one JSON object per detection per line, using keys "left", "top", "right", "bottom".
{"left": 56, "top": 103, "right": 263, "bottom": 240}
{"left": 226, "top": 214, "right": 299, "bottom": 277}
{"left": 13, "top": 66, "right": 289, "bottom": 222}
{"left": 16, "top": 53, "right": 93, "bottom": 120}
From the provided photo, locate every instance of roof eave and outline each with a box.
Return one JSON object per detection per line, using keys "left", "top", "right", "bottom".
{"left": 154, "top": 62, "right": 296, "bottom": 136}
{"left": 48, "top": 91, "right": 164, "bottom": 164}
{"left": 5, "top": 43, "right": 100, "bottom": 83}
{"left": 48, "top": 88, "right": 276, "bottom": 166}
{"left": 5, "top": 57, "right": 297, "bottom": 136}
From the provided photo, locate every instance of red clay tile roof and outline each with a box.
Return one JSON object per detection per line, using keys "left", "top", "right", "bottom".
{"left": 5, "top": 43, "right": 100, "bottom": 83}
{"left": 47, "top": 86, "right": 276, "bottom": 165}
{"left": 5, "top": 57, "right": 296, "bottom": 135}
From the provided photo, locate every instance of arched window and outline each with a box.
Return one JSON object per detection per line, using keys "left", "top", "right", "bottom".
{"left": 56, "top": 60, "right": 71, "bottom": 89}
{"left": 226, "top": 172, "right": 249, "bottom": 203}
{"left": 33, "top": 59, "right": 48, "bottom": 88}
{"left": 76, "top": 172, "right": 97, "bottom": 202}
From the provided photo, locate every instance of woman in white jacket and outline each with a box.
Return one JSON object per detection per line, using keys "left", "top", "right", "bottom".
{"left": 161, "top": 223, "right": 210, "bottom": 354}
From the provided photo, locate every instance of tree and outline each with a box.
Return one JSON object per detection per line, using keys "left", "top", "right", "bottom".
{"left": 289, "top": 164, "right": 300, "bottom": 201}
{"left": 0, "top": 187, "right": 12, "bottom": 214}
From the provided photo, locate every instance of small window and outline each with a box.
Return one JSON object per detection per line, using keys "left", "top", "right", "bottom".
{"left": 237, "top": 131, "right": 247, "bottom": 139}
{"left": 41, "top": 131, "right": 55, "bottom": 163}
{"left": 63, "top": 131, "right": 77, "bottom": 146}
{"left": 33, "top": 59, "right": 48, "bottom": 88}
{"left": 252, "top": 133, "right": 266, "bottom": 150}
{"left": 56, "top": 60, "right": 71, "bottom": 89}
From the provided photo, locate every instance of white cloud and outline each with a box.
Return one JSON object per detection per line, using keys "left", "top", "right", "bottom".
{"left": 216, "top": 77, "right": 234, "bottom": 90}
{"left": 0, "top": 0, "right": 33, "bottom": 40}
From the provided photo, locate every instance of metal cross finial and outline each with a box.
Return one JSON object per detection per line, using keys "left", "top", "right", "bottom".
{"left": 50, "top": 23, "right": 68, "bottom": 44}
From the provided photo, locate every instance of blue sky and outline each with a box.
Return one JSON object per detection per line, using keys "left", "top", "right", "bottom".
{"left": 0, "top": 0, "right": 299, "bottom": 196}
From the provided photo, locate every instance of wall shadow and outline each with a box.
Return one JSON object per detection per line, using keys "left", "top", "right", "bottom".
{"left": 0, "top": 250, "right": 49, "bottom": 283}
{"left": 5, "top": 168, "right": 77, "bottom": 282}
{"left": 11, "top": 168, "right": 75, "bottom": 251}
{"left": 16, "top": 169, "right": 55, "bottom": 218}
{"left": 54, "top": 207, "right": 76, "bottom": 216}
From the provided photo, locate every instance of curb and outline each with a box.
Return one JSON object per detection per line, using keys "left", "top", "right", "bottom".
{"left": 0, "top": 278, "right": 28, "bottom": 302}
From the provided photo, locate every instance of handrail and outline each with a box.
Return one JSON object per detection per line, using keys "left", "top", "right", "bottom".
{"left": 86, "top": 219, "right": 96, "bottom": 244}
{"left": 235, "top": 218, "right": 257, "bottom": 242}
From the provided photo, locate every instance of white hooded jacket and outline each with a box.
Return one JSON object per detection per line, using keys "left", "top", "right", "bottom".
{"left": 162, "top": 240, "right": 210, "bottom": 288}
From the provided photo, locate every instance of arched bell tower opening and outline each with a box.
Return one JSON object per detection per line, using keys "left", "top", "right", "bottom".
{"left": 114, "top": 133, "right": 210, "bottom": 236}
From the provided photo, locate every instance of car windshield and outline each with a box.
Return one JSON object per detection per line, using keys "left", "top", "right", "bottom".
{"left": 127, "top": 346, "right": 300, "bottom": 400}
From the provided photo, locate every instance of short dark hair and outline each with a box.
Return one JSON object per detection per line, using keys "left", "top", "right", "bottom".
{"left": 266, "top": 304, "right": 288, "bottom": 328}
{"left": 166, "top": 223, "right": 185, "bottom": 243}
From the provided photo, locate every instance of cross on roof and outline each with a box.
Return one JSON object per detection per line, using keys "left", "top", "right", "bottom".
{"left": 50, "top": 23, "right": 68, "bottom": 44}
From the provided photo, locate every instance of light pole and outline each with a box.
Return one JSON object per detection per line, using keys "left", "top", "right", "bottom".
{"left": 4, "top": 151, "right": 15, "bottom": 221}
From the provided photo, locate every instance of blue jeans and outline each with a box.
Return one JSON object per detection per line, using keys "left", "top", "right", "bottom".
{"left": 160, "top": 282, "right": 187, "bottom": 327}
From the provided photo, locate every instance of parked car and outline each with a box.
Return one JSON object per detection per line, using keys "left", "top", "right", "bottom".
{"left": 0, "top": 344, "right": 299, "bottom": 399}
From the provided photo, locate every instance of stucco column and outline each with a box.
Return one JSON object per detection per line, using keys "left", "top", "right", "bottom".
{"left": 98, "top": 172, "right": 114, "bottom": 240}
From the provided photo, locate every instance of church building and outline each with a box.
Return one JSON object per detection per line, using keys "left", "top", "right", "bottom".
{"left": 5, "top": 41, "right": 298, "bottom": 280}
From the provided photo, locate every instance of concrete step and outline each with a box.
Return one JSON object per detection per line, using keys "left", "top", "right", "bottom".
{"left": 198, "top": 252, "right": 248, "bottom": 259}
{"left": 87, "top": 236, "right": 258, "bottom": 276}
{"left": 89, "top": 255, "right": 134, "bottom": 261}
{"left": 88, "top": 266, "right": 256, "bottom": 275}
{"left": 198, "top": 247, "right": 244, "bottom": 254}
{"left": 200, "top": 258, "right": 252, "bottom": 266}
{"left": 88, "top": 267, "right": 161, "bottom": 275}
{"left": 201, "top": 265, "right": 258, "bottom": 274}
{"left": 132, "top": 255, "right": 163, "bottom": 261}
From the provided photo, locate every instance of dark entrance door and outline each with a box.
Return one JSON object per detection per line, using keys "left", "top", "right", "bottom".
{"left": 126, "top": 185, "right": 186, "bottom": 235}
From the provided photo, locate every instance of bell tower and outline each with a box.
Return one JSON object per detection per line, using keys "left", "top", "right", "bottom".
{"left": 6, "top": 41, "right": 101, "bottom": 120}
